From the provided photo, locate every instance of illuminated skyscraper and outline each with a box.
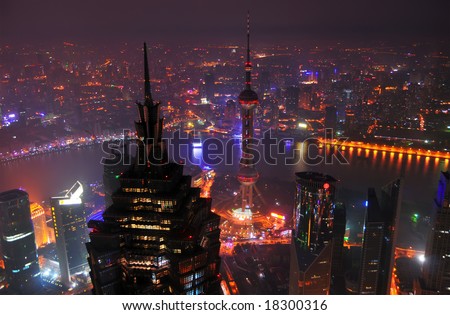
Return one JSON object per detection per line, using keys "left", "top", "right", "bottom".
{"left": 86, "top": 43, "right": 221, "bottom": 295}
{"left": 223, "top": 99, "right": 237, "bottom": 128}
{"left": 260, "top": 71, "right": 270, "bottom": 93}
{"left": 419, "top": 171, "right": 450, "bottom": 294}
{"left": 0, "top": 190, "right": 41, "bottom": 294}
{"left": 289, "top": 172, "right": 336, "bottom": 295}
{"left": 51, "top": 181, "right": 89, "bottom": 286}
{"left": 30, "top": 202, "right": 50, "bottom": 248}
{"left": 236, "top": 12, "right": 261, "bottom": 216}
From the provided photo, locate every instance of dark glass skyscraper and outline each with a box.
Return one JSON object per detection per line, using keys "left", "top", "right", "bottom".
{"left": 358, "top": 188, "right": 384, "bottom": 295}
{"left": 86, "top": 43, "right": 221, "bottom": 295}
{"left": 331, "top": 202, "right": 346, "bottom": 293}
{"left": 289, "top": 172, "right": 336, "bottom": 295}
{"left": 378, "top": 178, "right": 402, "bottom": 294}
{"left": 203, "top": 72, "right": 215, "bottom": 103}
{"left": 324, "top": 106, "right": 337, "bottom": 136}
{"left": 358, "top": 179, "right": 402, "bottom": 295}
{"left": 419, "top": 171, "right": 450, "bottom": 294}
{"left": 103, "top": 139, "right": 132, "bottom": 208}
{"left": 51, "top": 181, "right": 89, "bottom": 287}
{"left": 0, "top": 189, "right": 41, "bottom": 294}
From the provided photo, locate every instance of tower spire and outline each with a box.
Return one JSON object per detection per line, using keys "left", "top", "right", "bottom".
{"left": 237, "top": 11, "right": 261, "bottom": 215}
{"left": 143, "top": 42, "right": 153, "bottom": 104}
{"left": 245, "top": 11, "right": 252, "bottom": 90}
{"left": 247, "top": 11, "right": 251, "bottom": 64}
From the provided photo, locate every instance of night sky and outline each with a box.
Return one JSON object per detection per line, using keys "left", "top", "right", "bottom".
{"left": 1, "top": 0, "right": 449, "bottom": 44}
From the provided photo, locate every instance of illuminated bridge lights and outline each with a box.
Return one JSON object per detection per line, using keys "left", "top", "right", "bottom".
{"left": 319, "top": 138, "right": 450, "bottom": 160}
{"left": 270, "top": 212, "right": 285, "bottom": 220}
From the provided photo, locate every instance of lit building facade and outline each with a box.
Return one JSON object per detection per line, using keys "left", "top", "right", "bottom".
{"left": 51, "top": 181, "right": 89, "bottom": 286}
{"left": 0, "top": 189, "right": 41, "bottom": 293}
{"left": 30, "top": 202, "right": 50, "bottom": 248}
{"left": 293, "top": 172, "right": 336, "bottom": 251}
{"left": 289, "top": 172, "right": 336, "bottom": 295}
{"left": 419, "top": 171, "right": 450, "bottom": 294}
{"left": 86, "top": 44, "right": 221, "bottom": 295}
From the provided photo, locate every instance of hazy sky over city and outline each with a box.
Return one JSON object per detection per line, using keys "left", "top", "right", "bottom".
{"left": 1, "top": 0, "right": 449, "bottom": 44}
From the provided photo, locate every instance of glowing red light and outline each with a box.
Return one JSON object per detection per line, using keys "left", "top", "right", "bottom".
{"left": 323, "top": 183, "right": 330, "bottom": 189}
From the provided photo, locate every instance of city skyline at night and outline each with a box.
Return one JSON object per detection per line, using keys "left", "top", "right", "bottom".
{"left": 0, "top": 2, "right": 449, "bottom": 298}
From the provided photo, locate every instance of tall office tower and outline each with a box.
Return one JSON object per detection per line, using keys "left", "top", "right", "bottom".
{"left": 203, "top": 72, "right": 215, "bottom": 103}
{"left": 289, "top": 172, "right": 336, "bottom": 295}
{"left": 50, "top": 181, "right": 89, "bottom": 286}
{"left": 325, "top": 106, "right": 337, "bottom": 130}
{"left": 236, "top": 12, "right": 261, "bottom": 214}
{"left": 419, "top": 171, "right": 450, "bottom": 294}
{"left": 358, "top": 188, "right": 384, "bottom": 295}
{"left": 0, "top": 190, "right": 41, "bottom": 294}
{"left": 324, "top": 105, "right": 337, "bottom": 139}
{"left": 378, "top": 178, "right": 402, "bottom": 294}
{"left": 358, "top": 180, "right": 402, "bottom": 295}
{"left": 331, "top": 202, "right": 346, "bottom": 293}
{"left": 18, "top": 103, "right": 27, "bottom": 126}
{"left": 285, "top": 86, "right": 300, "bottom": 113}
{"left": 103, "top": 139, "right": 131, "bottom": 208}
{"left": 30, "top": 202, "right": 50, "bottom": 248}
{"left": 86, "top": 43, "right": 221, "bottom": 295}
{"left": 344, "top": 110, "right": 356, "bottom": 136}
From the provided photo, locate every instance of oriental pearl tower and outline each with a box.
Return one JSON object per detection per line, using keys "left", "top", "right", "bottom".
{"left": 236, "top": 12, "right": 261, "bottom": 217}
